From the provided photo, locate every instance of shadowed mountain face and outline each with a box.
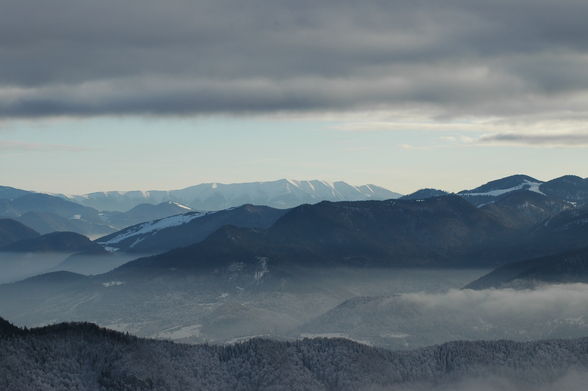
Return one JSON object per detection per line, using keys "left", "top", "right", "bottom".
{"left": 466, "top": 247, "right": 588, "bottom": 290}
{"left": 540, "top": 175, "right": 588, "bottom": 202}
{"left": 15, "top": 211, "right": 115, "bottom": 237}
{"left": 460, "top": 203, "right": 588, "bottom": 291}
{"left": 517, "top": 205, "right": 588, "bottom": 258}
{"left": 479, "top": 190, "right": 573, "bottom": 230}
{"left": 97, "top": 204, "right": 287, "bottom": 254}
{"left": 1, "top": 317, "right": 588, "bottom": 391}
{"left": 0, "top": 231, "right": 102, "bottom": 253}
{"left": 0, "top": 193, "right": 114, "bottom": 237}
{"left": 8, "top": 194, "right": 104, "bottom": 223}
{"left": 465, "top": 201, "right": 588, "bottom": 291}
{"left": 0, "top": 218, "right": 39, "bottom": 247}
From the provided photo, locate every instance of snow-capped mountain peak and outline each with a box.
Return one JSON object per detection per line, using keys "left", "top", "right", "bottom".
{"left": 58, "top": 179, "right": 401, "bottom": 212}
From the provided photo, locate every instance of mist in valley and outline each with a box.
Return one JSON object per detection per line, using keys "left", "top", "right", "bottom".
{"left": 0, "top": 266, "right": 486, "bottom": 336}
{"left": 3, "top": 264, "right": 588, "bottom": 354}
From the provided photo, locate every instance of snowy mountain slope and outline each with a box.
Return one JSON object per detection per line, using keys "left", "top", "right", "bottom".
{"left": 99, "top": 211, "right": 213, "bottom": 250}
{"left": 96, "top": 204, "right": 287, "bottom": 253}
{"left": 60, "top": 179, "right": 401, "bottom": 211}
{"left": 459, "top": 174, "right": 588, "bottom": 206}
{"left": 459, "top": 175, "right": 545, "bottom": 205}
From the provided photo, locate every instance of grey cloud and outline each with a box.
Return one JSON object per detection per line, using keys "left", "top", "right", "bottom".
{"left": 3, "top": 0, "right": 588, "bottom": 119}
{"left": 479, "top": 132, "right": 588, "bottom": 146}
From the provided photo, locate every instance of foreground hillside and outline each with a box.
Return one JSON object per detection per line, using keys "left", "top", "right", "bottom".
{"left": 1, "top": 318, "right": 587, "bottom": 391}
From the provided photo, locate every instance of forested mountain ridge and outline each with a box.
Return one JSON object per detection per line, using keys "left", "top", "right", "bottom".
{"left": 1, "top": 317, "right": 588, "bottom": 391}
{"left": 115, "top": 195, "right": 516, "bottom": 274}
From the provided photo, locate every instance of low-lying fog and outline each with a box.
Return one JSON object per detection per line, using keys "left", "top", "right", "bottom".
{"left": 0, "top": 264, "right": 588, "bottom": 356}
{"left": 2, "top": 265, "right": 588, "bottom": 352}
{"left": 299, "top": 282, "right": 588, "bottom": 349}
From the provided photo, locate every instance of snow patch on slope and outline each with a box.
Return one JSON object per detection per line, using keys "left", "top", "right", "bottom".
{"left": 463, "top": 180, "right": 545, "bottom": 197}
{"left": 167, "top": 201, "right": 192, "bottom": 210}
{"left": 98, "top": 211, "right": 215, "bottom": 246}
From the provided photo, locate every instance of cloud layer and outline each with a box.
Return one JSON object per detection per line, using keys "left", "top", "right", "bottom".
{"left": 301, "top": 283, "right": 588, "bottom": 351}
{"left": 2, "top": 0, "right": 588, "bottom": 134}
{"left": 478, "top": 132, "right": 588, "bottom": 146}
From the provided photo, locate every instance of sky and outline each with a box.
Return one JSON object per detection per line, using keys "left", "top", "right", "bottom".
{"left": 1, "top": 0, "right": 588, "bottom": 194}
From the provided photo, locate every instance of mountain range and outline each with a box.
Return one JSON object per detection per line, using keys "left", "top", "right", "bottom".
{"left": 113, "top": 189, "right": 588, "bottom": 275}
{"left": 0, "top": 179, "right": 401, "bottom": 236}
{"left": 1, "top": 186, "right": 588, "bottom": 351}
{"left": 2, "top": 175, "right": 588, "bottom": 238}
{"left": 2, "top": 175, "right": 588, "bottom": 335}
{"left": 2, "top": 180, "right": 587, "bottom": 279}
{"left": 59, "top": 179, "right": 402, "bottom": 212}
{"left": 0, "top": 191, "right": 115, "bottom": 237}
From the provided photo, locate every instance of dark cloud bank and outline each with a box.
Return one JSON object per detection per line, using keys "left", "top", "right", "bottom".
{"left": 2, "top": 0, "right": 588, "bottom": 123}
